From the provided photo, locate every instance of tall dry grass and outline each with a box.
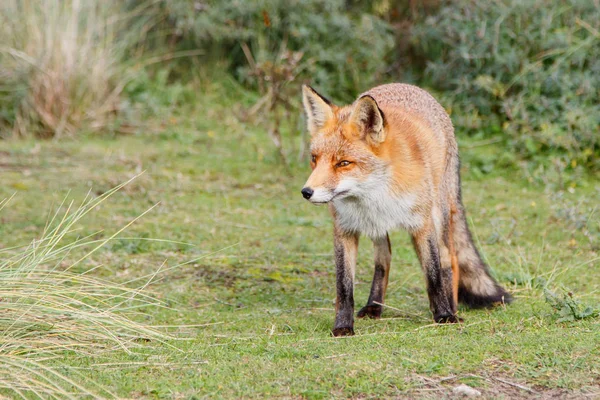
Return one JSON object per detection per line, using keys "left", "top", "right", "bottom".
{"left": 0, "top": 177, "right": 175, "bottom": 398}
{"left": 0, "top": 0, "right": 154, "bottom": 138}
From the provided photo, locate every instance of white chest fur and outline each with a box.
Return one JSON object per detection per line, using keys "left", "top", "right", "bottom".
{"left": 332, "top": 175, "right": 424, "bottom": 238}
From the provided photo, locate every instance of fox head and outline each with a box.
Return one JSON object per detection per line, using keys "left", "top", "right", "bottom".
{"left": 300, "top": 85, "right": 389, "bottom": 204}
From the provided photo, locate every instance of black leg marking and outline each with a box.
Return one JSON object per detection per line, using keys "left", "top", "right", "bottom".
{"left": 358, "top": 235, "right": 391, "bottom": 320}
{"left": 357, "top": 263, "right": 385, "bottom": 319}
{"left": 332, "top": 234, "right": 356, "bottom": 336}
{"left": 414, "top": 235, "right": 458, "bottom": 324}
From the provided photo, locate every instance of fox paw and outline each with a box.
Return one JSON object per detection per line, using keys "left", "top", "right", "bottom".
{"left": 357, "top": 304, "right": 382, "bottom": 319}
{"left": 332, "top": 327, "right": 355, "bottom": 337}
{"left": 434, "top": 314, "right": 463, "bottom": 324}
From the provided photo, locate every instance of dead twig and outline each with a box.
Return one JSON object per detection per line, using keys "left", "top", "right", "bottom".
{"left": 322, "top": 353, "right": 349, "bottom": 359}
{"left": 239, "top": 39, "right": 305, "bottom": 172}
{"left": 493, "top": 377, "right": 538, "bottom": 394}
{"left": 372, "top": 301, "right": 430, "bottom": 321}
{"left": 463, "top": 137, "right": 503, "bottom": 149}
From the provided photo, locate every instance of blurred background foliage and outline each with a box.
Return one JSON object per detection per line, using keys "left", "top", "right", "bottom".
{"left": 0, "top": 0, "right": 598, "bottom": 174}
{"left": 411, "top": 0, "right": 600, "bottom": 172}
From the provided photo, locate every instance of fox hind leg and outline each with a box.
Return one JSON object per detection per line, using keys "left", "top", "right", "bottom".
{"left": 412, "top": 222, "right": 459, "bottom": 323}
{"left": 357, "top": 234, "right": 392, "bottom": 319}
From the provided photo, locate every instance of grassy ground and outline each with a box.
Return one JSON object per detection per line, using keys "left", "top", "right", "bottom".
{"left": 0, "top": 86, "right": 599, "bottom": 399}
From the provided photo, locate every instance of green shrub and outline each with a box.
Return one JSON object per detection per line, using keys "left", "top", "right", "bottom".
{"left": 158, "top": 0, "right": 394, "bottom": 101}
{"left": 411, "top": 0, "right": 600, "bottom": 171}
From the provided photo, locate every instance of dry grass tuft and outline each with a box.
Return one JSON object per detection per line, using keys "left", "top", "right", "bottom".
{"left": 0, "top": 176, "right": 175, "bottom": 398}
{"left": 0, "top": 0, "right": 153, "bottom": 138}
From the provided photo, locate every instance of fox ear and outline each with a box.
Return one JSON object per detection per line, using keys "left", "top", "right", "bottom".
{"left": 302, "top": 85, "right": 334, "bottom": 133}
{"left": 350, "top": 95, "right": 385, "bottom": 143}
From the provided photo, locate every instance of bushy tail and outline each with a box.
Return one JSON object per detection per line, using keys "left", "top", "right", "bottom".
{"left": 452, "top": 205, "right": 511, "bottom": 308}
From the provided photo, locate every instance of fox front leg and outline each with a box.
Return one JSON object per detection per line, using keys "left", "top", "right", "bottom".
{"left": 357, "top": 234, "right": 391, "bottom": 319}
{"left": 332, "top": 228, "right": 359, "bottom": 336}
{"left": 411, "top": 226, "right": 458, "bottom": 323}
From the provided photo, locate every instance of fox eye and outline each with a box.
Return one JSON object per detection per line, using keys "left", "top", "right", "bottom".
{"left": 336, "top": 160, "right": 352, "bottom": 168}
{"left": 311, "top": 154, "right": 317, "bottom": 163}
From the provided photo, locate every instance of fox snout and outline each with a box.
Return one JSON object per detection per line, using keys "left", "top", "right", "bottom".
{"left": 300, "top": 184, "right": 336, "bottom": 204}
{"left": 300, "top": 186, "right": 330, "bottom": 204}
{"left": 301, "top": 187, "right": 313, "bottom": 199}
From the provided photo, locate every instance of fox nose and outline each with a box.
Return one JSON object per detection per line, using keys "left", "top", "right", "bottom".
{"left": 301, "top": 187, "right": 313, "bottom": 200}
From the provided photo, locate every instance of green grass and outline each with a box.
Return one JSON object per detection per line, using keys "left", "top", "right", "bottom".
{"left": 0, "top": 88, "right": 598, "bottom": 399}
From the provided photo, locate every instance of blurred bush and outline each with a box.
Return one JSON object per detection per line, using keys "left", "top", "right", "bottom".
{"left": 411, "top": 0, "right": 600, "bottom": 171}
{"left": 158, "top": 0, "right": 394, "bottom": 102}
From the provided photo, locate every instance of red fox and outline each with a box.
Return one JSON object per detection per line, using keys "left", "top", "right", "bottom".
{"left": 301, "top": 83, "right": 511, "bottom": 336}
